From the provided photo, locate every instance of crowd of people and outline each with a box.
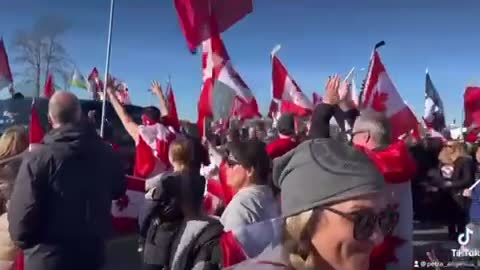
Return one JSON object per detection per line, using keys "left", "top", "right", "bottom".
{"left": 0, "top": 75, "right": 478, "bottom": 270}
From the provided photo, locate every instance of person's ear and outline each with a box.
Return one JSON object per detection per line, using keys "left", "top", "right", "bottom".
{"left": 246, "top": 166, "right": 255, "bottom": 178}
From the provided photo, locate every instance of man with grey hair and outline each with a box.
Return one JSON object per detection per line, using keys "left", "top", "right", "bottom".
{"left": 9, "top": 91, "right": 126, "bottom": 270}
{"left": 351, "top": 110, "right": 392, "bottom": 150}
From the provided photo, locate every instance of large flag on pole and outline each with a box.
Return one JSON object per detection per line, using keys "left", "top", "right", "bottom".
{"left": 423, "top": 70, "right": 445, "bottom": 132}
{"left": 0, "top": 38, "right": 13, "bottom": 89}
{"left": 271, "top": 45, "right": 313, "bottom": 117}
{"left": 197, "top": 32, "right": 260, "bottom": 136}
{"left": 174, "top": 0, "right": 253, "bottom": 53}
{"left": 43, "top": 74, "right": 55, "bottom": 99}
{"left": 166, "top": 82, "right": 181, "bottom": 132}
{"left": 360, "top": 50, "right": 418, "bottom": 139}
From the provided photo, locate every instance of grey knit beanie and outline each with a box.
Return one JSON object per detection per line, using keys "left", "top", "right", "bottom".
{"left": 272, "top": 138, "right": 385, "bottom": 217}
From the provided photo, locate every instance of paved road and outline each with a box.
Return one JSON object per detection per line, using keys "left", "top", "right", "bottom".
{"left": 103, "top": 223, "right": 477, "bottom": 270}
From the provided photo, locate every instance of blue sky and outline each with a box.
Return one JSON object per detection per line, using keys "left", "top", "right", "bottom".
{"left": 1, "top": 0, "right": 480, "bottom": 122}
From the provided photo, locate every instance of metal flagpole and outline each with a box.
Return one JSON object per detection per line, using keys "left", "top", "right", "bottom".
{"left": 100, "top": 0, "right": 115, "bottom": 138}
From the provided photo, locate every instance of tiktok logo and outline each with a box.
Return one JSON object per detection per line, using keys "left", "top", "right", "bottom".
{"left": 458, "top": 227, "right": 474, "bottom": 246}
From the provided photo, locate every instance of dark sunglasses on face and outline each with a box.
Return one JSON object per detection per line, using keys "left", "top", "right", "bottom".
{"left": 324, "top": 207, "right": 399, "bottom": 241}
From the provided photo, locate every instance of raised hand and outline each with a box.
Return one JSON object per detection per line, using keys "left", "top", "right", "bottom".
{"left": 150, "top": 80, "right": 163, "bottom": 96}
{"left": 323, "top": 75, "right": 341, "bottom": 105}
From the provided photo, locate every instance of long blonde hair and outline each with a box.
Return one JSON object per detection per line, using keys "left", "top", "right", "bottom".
{"left": 0, "top": 126, "right": 28, "bottom": 214}
{"left": 283, "top": 209, "right": 320, "bottom": 270}
{"left": 0, "top": 126, "right": 28, "bottom": 160}
{"left": 446, "top": 141, "right": 468, "bottom": 163}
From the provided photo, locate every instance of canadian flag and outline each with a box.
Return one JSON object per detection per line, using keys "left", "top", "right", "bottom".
{"left": 111, "top": 175, "right": 146, "bottom": 233}
{"left": 360, "top": 51, "right": 417, "bottom": 140}
{"left": 271, "top": 45, "right": 313, "bottom": 117}
{"left": 198, "top": 32, "right": 260, "bottom": 136}
{"left": 134, "top": 124, "right": 176, "bottom": 180}
{"left": 29, "top": 101, "right": 45, "bottom": 151}
{"left": 166, "top": 82, "right": 181, "bottom": 132}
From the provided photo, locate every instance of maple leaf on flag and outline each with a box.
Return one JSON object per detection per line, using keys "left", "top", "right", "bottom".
{"left": 371, "top": 92, "right": 388, "bottom": 112}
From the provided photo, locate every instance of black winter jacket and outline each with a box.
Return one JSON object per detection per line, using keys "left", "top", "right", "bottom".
{"left": 8, "top": 123, "right": 126, "bottom": 270}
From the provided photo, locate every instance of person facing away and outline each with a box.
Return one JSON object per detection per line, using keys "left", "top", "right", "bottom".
{"left": 8, "top": 91, "right": 127, "bottom": 270}
{"left": 265, "top": 113, "right": 298, "bottom": 160}
{"left": 0, "top": 126, "right": 28, "bottom": 270}
{"left": 221, "top": 139, "right": 280, "bottom": 231}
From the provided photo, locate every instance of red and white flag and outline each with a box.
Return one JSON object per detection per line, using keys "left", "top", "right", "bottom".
{"left": 111, "top": 175, "right": 146, "bottom": 234}
{"left": 464, "top": 86, "right": 480, "bottom": 128}
{"left": 134, "top": 123, "right": 176, "bottom": 180}
{"left": 43, "top": 74, "right": 55, "bottom": 99}
{"left": 360, "top": 51, "right": 417, "bottom": 140}
{"left": 174, "top": 0, "right": 253, "bottom": 52}
{"left": 29, "top": 101, "right": 45, "bottom": 151}
{"left": 0, "top": 38, "right": 13, "bottom": 89}
{"left": 271, "top": 45, "right": 313, "bottom": 117}
{"left": 267, "top": 99, "right": 279, "bottom": 118}
{"left": 166, "top": 82, "right": 181, "bottom": 132}
{"left": 198, "top": 32, "right": 260, "bottom": 136}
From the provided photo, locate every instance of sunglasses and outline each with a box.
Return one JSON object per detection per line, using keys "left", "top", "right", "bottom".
{"left": 226, "top": 157, "right": 240, "bottom": 167}
{"left": 324, "top": 207, "right": 399, "bottom": 241}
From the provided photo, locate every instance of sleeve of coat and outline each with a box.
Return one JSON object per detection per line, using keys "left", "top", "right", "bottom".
{"left": 308, "top": 103, "right": 336, "bottom": 139}
{"left": 8, "top": 154, "right": 46, "bottom": 249}
{"left": 449, "top": 157, "right": 475, "bottom": 189}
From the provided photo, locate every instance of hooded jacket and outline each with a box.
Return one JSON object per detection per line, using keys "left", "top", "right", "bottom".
{"left": 8, "top": 123, "right": 126, "bottom": 270}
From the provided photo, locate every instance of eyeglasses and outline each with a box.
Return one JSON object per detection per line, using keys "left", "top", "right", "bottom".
{"left": 226, "top": 158, "right": 240, "bottom": 167}
{"left": 323, "top": 207, "right": 399, "bottom": 241}
{"left": 349, "top": 130, "right": 371, "bottom": 141}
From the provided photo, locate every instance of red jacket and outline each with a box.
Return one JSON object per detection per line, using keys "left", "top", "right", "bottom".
{"left": 266, "top": 137, "right": 299, "bottom": 160}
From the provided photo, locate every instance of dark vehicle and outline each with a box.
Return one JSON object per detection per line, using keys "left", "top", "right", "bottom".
{"left": 0, "top": 97, "right": 144, "bottom": 174}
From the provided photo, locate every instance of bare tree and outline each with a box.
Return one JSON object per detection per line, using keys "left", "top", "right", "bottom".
{"left": 12, "top": 15, "right": 73, "bottom": 97}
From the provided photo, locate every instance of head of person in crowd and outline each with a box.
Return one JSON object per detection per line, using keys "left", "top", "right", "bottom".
{"left": 0, "top": 126, "right": 28, "bottom": 161}
{"left": 225, "top": 140, "right": 271, "bottom": 192}
{"left": 227, "top": 128, "right": 241, "bottom": 144}
{"left": 48, "top": 91, "right": 82, "bottom": 129}
{"left": 11, "top": 93, "right": 24, "bottom": 100}
{"left": 141, "top": 106, "right": 161, "bottom": 126}
{"left": 443, "top": 140, "right": 468, "bottom": 163}
{"left": 273, "top": 138, "right": 388, "bottom": 270}
{"left": 351, "top": 111, "right": 391, "bottom": 150}
{"left": 0, "top": 126, "right": 28, "bottom": 214}
{"left": 248, "top": 126, "right": 257, "bottom": 140}
{"left": 169, "top": 138, "right": 193, "bottom": 174}
{"left": 277, "top": 113, "right": 296, "bottom": 138}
